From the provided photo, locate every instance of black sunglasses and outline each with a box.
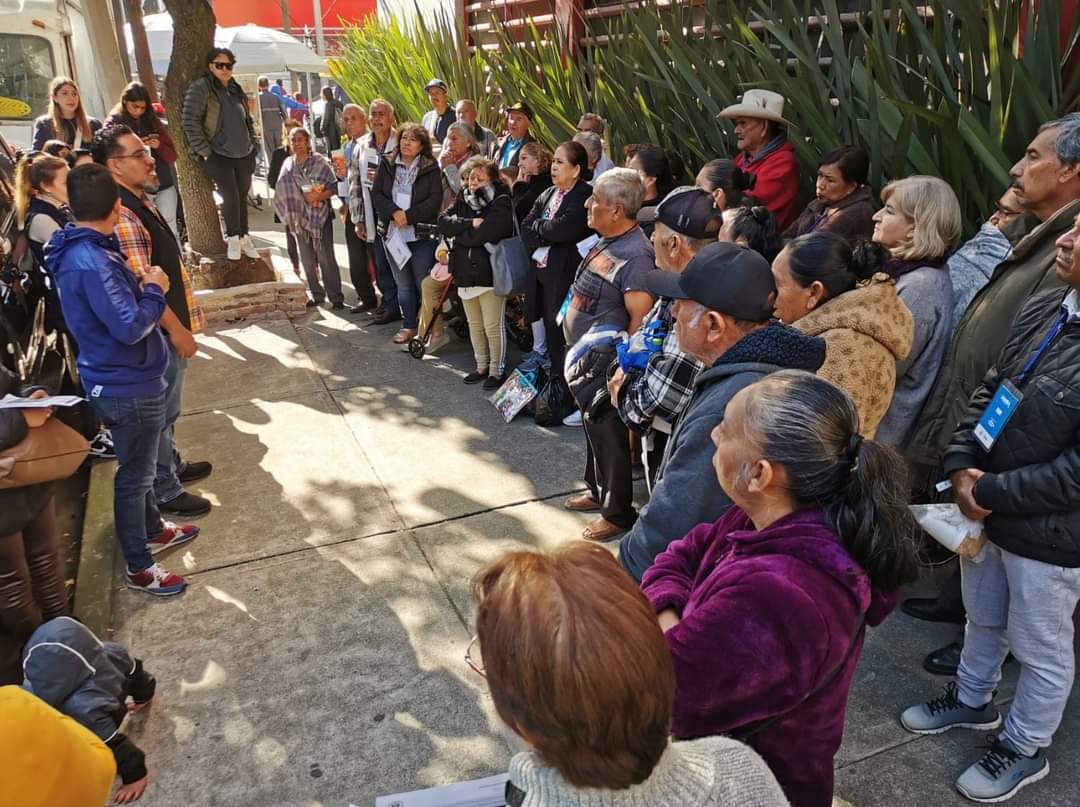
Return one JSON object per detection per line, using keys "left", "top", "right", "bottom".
{"left": 212, "top": 61, "right": 235, "bottom": 70}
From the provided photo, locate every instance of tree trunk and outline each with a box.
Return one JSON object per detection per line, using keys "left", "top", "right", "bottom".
{"left": 126, "top": 0, "right": 159, "bottom": 102}
{"left": 111, "top": 0, "right": 133, "bottom": 80}
{"left": 161, "top": 0, "right": 225, "bottom": 256}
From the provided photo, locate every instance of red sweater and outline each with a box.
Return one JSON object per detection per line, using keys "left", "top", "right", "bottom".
{"left": 736, "top": 142, "right": 800, "bottom": 230}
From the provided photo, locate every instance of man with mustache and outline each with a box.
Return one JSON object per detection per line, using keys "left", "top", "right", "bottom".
{"left": 903, "top": 113, "right": 1080, "bottom": 676}
{"left": 901, "top": 209, "right": 1080, "bottom": 803}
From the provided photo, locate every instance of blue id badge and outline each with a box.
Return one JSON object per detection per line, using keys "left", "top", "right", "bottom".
{"left": 974, "top": 380, "right": 1023, "bottom": 451}
{"left": 555, "top": 288, "right": 573, "bottom": 327}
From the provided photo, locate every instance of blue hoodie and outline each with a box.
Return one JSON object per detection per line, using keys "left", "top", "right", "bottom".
{"left": 45, "top": 225, "right": 168, "bottom": 398}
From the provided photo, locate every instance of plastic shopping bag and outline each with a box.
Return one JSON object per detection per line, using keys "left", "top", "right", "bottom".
{"left": 490, "top": 368, "right": 539, "bottom": 423}
{"left": 910, "top": 503, "right": 987, "bottom": 560}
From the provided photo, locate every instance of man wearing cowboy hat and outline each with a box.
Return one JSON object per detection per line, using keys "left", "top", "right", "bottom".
{"left": 719, "top": 89, "right": 800, "bottom": 229}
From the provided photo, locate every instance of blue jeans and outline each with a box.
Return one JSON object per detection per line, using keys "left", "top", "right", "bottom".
{"left": 153, "top": 343, "right": 187, "bottom": 504}
{"left": 89, "top": 393, "right": 166, "bottom": 574}
{"left": 390, "top": 239, "right": 438, "bottom": 330}
{"left": 958, "top": 542, "right": 1080, "bottom": 756}
{"left": 372, "top": 238, "right": 398, "bottom": 314}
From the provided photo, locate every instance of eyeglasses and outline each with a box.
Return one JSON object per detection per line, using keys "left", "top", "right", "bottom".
{"left": 464, "top": 635, "right": 485, "bottom": 678}
{"left": 212, "top": 62, "right": 235, "bottom": 70}
{"left": 114, "top": 147, "right": 153, "bottom": 161}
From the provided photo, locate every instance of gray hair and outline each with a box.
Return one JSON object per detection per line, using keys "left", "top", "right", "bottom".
{"left": 369, "top": 98, "right": 395, "bottom": 118}
{"left": 447, "top": 121, "right": 481, "bottom": 155}
{"left": 1039, "top": 112, "right": 1080, "bottom": 166}
{"left": 738, "top": 370, "right": 919, "bottom": 591}
{"left": 573, "top": 131, "right": 603, "bottom": 162}
{"left": 343, "top": 103, "right": 366, "bottom": 118}
{"left": 579, "top": 112, "right": 605, "bottom": 136}
{"left": 592, "top": 167, "right": 645, "bottom": 219}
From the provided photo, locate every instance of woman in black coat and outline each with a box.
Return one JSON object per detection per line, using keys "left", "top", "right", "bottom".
{"left": 0, "top": 367, "right": 69, "bottom": 684}
{"left": 521, "top": 141, "right": 595, "bottom": 381}
{"left": 438, "top": 158, "right": 515, "bottom": 389}
{"left": 371, "top": 123, "right": 444, "bottom": 344}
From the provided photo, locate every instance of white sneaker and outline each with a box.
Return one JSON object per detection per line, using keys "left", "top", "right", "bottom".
{"left": 226, "top": 235, "right": 241, "bottom": 261}
{"left": 240, "top": 235, "right": 260, "bottom": 259}
{"left": 563, "top": 410, "right": 583, "bottom": 427}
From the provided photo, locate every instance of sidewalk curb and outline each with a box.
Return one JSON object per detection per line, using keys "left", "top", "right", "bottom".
{"left": 72, "top": 458, "right": 119, "bottom": 638}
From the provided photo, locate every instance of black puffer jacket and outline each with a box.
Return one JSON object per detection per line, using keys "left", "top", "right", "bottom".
{"left": 943, "top": 288, "right": 1080, "bottom": 567}
{"left": 437, "top": 184, "right": 515, "bottom": 288}
{"left": 371, "top": 153, "right": 442, "bottom": 231}
{"left": 0, "top": 368, "right": 53, "bottom": 537}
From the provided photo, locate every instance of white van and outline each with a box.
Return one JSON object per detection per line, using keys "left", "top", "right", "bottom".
{"left": 0, "top": 0, "right": 107, "bottom": 150}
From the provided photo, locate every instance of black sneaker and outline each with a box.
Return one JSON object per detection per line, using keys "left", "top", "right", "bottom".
{"left": 305, "top": 300, "right": 318, "bottom": 308}
{"left": 158, "top": 491, "right": 212, "bottom": 518}
{"left": 350, "top": 300, "right": 378, "bottom": 314}
{"left": 331, "top": 301, "right": 346, "bottom": 310}
{"left": 89, "top": 427, "right": 116, "bottom": 459}
{"left": 482, "top": 374, "right": 505, "bottom": 391}
{"left": 178, "top": 461, "right": 213, "bottom": 483}
{"left": 463, "top": 370, "right": 489, "bottom": 385}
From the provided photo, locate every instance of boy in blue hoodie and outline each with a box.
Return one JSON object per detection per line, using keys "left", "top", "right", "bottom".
{"left": 46, "top": 164, "right": 198, "bottom": 595}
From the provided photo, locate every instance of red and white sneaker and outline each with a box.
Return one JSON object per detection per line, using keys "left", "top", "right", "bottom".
{"left": 125, "top": 563, "right": 188, "bottom": 596}
{"left": 147, "top": 521, "right": 200, "bottom": 555}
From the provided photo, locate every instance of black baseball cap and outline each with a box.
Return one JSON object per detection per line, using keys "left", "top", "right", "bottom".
{"left": 424, "top": 78, "right": 448, "bottom": 92}
{"left": 639, "top": 186, "right": 721, "bottom": 238}
{"left": 505, "top": 101, "right": 534, "bottom": 121}
{"left": 644, "top": 242, "right": 776, "bottom": 322}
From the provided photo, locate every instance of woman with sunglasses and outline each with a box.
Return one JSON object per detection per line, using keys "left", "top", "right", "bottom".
{"left": 181, "top": 47, "right": 260, "bottom": 261}
{"left": 31, "top": 76, "right": 102, "bottom": 152}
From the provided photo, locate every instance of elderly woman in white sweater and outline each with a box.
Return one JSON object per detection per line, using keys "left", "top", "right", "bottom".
{"left": 469, "top": 542, "right": 789, "bottom": 806}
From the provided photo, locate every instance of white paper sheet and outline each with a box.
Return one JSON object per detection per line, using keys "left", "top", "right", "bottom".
{"left": 369, "top": 773, "right": 510, "bottom": 807}
{"left": 0, "top": 394, "right": 84, "bottom": 409}
{"left": 576, "top": 233, "right": 600, "bottom": 257}
{"left": 384, "top": 227, "right": 413, "bottom": 272}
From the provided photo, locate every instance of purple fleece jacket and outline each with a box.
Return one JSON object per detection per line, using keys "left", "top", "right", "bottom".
{"left": 642, "top": 507, "right": 898, "bottom": 807}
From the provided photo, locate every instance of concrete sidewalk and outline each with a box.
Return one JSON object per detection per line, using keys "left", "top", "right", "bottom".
{"left": 100, "top": 200, "right": 1080, "bottom": 807}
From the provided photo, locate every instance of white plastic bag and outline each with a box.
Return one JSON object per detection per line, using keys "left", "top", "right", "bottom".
{"left": 910, "top": 503, "right": 987, "bottom": 560}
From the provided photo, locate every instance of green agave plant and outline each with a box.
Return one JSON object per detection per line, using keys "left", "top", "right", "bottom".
{"left": 330, "top": 0, "right": 1078, "bottom": 230}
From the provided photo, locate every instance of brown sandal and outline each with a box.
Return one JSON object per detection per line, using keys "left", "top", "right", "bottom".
{"left": 581, "top": 517, "right": 627, "bottom": 543}
{"left": 392, "top": 328, "right": 417, "bottom": 344}
{"left": 565, "top": 493, "right": 601, "bottom": 512}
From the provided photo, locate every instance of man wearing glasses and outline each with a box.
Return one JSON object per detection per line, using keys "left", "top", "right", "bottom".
{"left": 181, "top": 47, "right": 260, "bottom": 262}
{"left": 93, "top": 123, "right": 214, "bottom": 523}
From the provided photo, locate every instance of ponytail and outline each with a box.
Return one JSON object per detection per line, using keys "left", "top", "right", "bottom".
{"left": 726, "top": 204, "right": 781, "bottom": 262}
{"left": 15, "top": 154, "right": 67, "bottom": 229}
{"left": 742, "top": 370, "right": 920, "bottom": 592}
{"left": 697, "top": 159, "right": 754, "bottom": 207}
{"left": 784, "top": 232, "right": 887, "bottom": 301}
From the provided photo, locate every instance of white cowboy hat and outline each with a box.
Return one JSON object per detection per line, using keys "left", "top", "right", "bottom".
{"left": 718, "top": 89, "right": 794, "bottom": 127}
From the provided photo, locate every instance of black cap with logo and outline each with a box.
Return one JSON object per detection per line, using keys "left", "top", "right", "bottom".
{"left": 505, "top": 101, "right": 534, "bottom": 121}
{"left": 644, "top": 242, "right": 776, "bottom": 322}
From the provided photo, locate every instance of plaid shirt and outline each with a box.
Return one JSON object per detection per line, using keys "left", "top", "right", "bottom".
{"left": 617, "top": 297, "right": 704, "bottom": 434}
{"left": 115, "top": 201, "right": 205, "bottom": 333}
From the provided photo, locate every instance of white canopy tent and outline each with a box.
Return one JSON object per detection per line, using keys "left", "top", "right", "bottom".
{"left": 126, "top": 16, "right": 327, "bottom": 77}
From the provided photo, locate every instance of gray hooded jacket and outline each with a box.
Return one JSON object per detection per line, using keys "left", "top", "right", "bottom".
{"left": 619, "top": 324, "right": 826, "bottom": 582}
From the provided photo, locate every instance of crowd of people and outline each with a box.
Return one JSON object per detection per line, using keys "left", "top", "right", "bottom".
{"left": 3, "top": 48, "right": 1080, "bottom": 807}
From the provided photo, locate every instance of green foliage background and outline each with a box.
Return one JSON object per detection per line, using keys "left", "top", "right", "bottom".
{"left": 330, "top": 0, "right": 1078, "bottom": 229}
